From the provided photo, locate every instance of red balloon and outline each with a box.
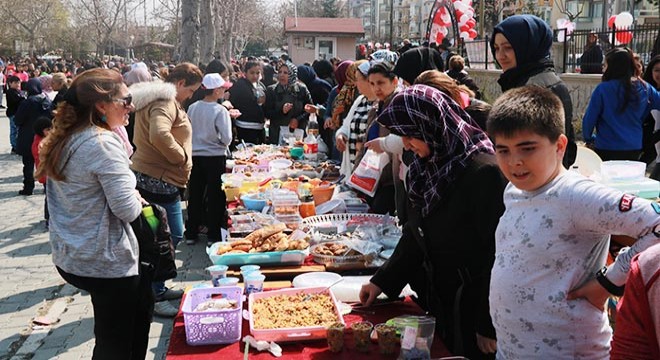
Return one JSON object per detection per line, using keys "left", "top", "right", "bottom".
{"left": 436, "top": 32, "right": 445, "bottom": 45}
{"left": 608, "top": 15, "right": 616, "bottom": 28}
{"left": 460, "top": 24, "right": 470, "bottom": 32}
{"left": 467, "top": 19, "right": 477, "bottom": 28}
{"left": 455, "top": 10, "right": 464, "bottom": 19}
{"left": 615, "top": 30, "right": 633, "bottom": 44}
{"left": 468, "top": 29, "right": 478, "bottom": 39}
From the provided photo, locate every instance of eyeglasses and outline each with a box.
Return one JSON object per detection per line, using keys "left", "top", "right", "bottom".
{"left": 112, "top": 94, "right": 132, "bottom": 108}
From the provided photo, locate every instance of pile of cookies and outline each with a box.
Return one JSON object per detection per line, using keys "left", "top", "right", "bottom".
{"left": 216, "top": 223, "right": 309, "bottom": 255}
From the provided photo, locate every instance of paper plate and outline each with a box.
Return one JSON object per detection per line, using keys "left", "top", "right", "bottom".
{"left": 292, "top": 272, "right": 342, "bottom": 288}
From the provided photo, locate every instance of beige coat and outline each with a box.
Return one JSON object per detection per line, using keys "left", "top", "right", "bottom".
{"left": 129, "top": 81, "right": 192, "bottom": 188}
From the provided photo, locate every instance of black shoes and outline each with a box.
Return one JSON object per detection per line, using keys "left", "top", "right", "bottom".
{"left": 18, "top": 189, "right": 33, "bottom": 196}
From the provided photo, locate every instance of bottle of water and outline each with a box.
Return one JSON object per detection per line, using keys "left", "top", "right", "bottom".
{"left": 142, "top": 205, "right": 159, "bottom": 233}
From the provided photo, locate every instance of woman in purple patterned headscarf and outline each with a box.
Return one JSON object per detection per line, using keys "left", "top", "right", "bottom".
{"left": 359, "top": 84, "right": 507, "bottom": 360}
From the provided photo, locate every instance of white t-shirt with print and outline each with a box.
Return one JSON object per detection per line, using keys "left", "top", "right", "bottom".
{"left": 491, "top": 170, "right": 660, "bottom": 359}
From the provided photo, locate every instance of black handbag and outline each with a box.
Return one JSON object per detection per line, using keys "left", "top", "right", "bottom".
{"left": 131, "top": 203, "right": 177, "bottom": 281}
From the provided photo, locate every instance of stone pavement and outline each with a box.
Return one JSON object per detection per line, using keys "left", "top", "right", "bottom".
{"left": 0, "top": 96, "right": 216, "bottom": 360}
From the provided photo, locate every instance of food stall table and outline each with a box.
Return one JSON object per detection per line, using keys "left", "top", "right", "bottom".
{"left": 226, "top": 264, "right": 326, "bottom": 281}
{"left": 167, "top": 289, "right": 452, "bottom": 359}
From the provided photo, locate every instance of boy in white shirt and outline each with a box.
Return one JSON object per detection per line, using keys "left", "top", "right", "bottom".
{"left": 486, "top": 86, "right": 660, "bottom": 359}
{"left": 184, "top": 73, "right": 232, "bottom": 246}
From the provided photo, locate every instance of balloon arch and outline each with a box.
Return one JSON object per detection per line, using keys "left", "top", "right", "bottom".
{"left": 425, "top": 0, "right": 478, "bottom": 49}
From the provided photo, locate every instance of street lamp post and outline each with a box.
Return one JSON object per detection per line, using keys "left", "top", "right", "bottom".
{"left": 129, "top": 35, "right": 134, "bottom": 60}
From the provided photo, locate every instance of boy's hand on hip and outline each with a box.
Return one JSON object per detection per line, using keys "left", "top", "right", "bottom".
{"left": 567, "top": 278, "right": 609, "bottom": 311}
{"left": 476, "top": 333, "right": 497, "bottom": 354}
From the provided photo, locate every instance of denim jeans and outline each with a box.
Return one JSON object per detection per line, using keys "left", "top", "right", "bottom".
{"left": 148, "top": 197, "right": 183, "bottom": 296}
{"left": 8, "top": 115, "right": 18, "bottom": 150}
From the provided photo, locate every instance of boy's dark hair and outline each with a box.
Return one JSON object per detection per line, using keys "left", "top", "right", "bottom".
{"left": 7, "top": 75, "right": 20, "bottom": 83}
{"left": 367, "top": 61, "right": 396, "bottom": 80}
{"left": 33, "top": 116, "right": 52, "bottom": 137}
{"left": 487, "top": 86, "right": 565, "bottom": 141}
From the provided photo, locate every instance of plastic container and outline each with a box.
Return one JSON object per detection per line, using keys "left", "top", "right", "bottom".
{"left": 289, "top": 147, "right": 304, "bottom": 159}
{"left": 351, "top": 321, "right": 373, "bottom": 352}
{"left": 299, "top": 197, "right": 317, "bottom": 218}
{"left": 276, "top": 214, "right": 303, "bottom": 230}
{"left": 207, "top": 242, "right": 309, "bottom": 266}
{"left": 315, "top": 199, "right": 347, "bottom": 215}
{"left": 206, "top": 265, "right": 228, "bottom": 287}
{"left": 604, "top": 177, "right": 660, "bottom": 199}
{"left": 223, "top": 186, "right": 241, "bottom": 202}
{"left": 248, "top": 286, "right": 345, "bottom": 342}
{"left": 240, "top": 194, "right": 267, "bottom": 211}
{"left": 142, "top": 206, "right": 159, "bottom": 232}
{"left": 601, "top": 160, "right": 646, "bottom": 182}
{"left": 392, "top": 315, "right": 436, "bottom": 360}
{"left": 181, "top": 286, "right": 243, "bottom": 345}
{"left": 217, "top": 277, "right": 239, "bottom": 287}
{"left": 269, "top": 159, "right": 293, "bottom": 172}
{"left": 244, "top": 273, "right": 266, "bottom": 295}
{"left": 312, "top": 185, "right": 335, "bottom": 205}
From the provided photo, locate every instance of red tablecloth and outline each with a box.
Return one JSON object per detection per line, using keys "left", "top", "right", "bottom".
{"left": 166, "top": 297, "right": 451, "bottom": 359}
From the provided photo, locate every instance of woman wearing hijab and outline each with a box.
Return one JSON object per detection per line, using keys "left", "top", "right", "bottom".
{"left": 322, "top": 60, "right": 353, "bottom": 160}
{"left": 313, "top": 59, "right": 336, "bottom": 88}
{"left": 359, "top": 85, "right": 506, "bottom": 359}
{"left": 491, "top": 14, "right": 577, "bottom": 168}
{"left": 264, "top": 62, "right": 314, "bottom": 145}
{"left": 394, "top": 47, "right": 444, "bottom": 85}
{"left": 329, "top": 61, "right": 359, "bottom": 130}
{"left": 297, "top": 65, "right": 331, "bottom": 106}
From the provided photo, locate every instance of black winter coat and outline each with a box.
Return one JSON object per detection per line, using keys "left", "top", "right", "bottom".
{"left": 370, "top": 153, "right": 506, "bottom": 360}
{"left": 14, "top": 93, "right": 52, "bottom": 156}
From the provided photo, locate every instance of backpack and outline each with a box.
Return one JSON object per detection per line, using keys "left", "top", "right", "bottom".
{"left": 130, "top": 203, "right": 177, "bottom": 281}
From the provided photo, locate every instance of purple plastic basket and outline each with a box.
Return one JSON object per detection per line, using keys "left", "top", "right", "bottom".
{"left": 181, "top": 286, "right": 243, "bottom": 346}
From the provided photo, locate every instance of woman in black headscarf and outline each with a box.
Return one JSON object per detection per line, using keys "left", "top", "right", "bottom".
{"left": 359, "top": 85, "right": 506, "bottom": 359}
{"left": 491, "top": 14, "right": 577, "bottom": 168}
{"left": 313, "top": 59, "right": 336, "bottom": 88}
{"left": 264, "top": 62, "right": 314, "bottom": 144}
{"left": 394, "top": 47, "right": 444, "bottom": 85}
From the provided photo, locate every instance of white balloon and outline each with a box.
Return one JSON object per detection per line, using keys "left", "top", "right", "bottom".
{"left": 441, "top": 12, "right": 451, "bottom": 24}
{"left": 461, "top": 0, "right": 471, "bottom": 5}
{"left": 454, "top": 2, "right": 468, "bottom": 11}
{"left": 460, "top": 14, "right": 470, "bottom": 24}
{"left": 460, "top": 31, "right": 470, "bottom": 40}
{"left": 464, "top": 9, "right": 474, "bottom": 18}
{"left": 614, "top": 11, "right": 633, "bottom": 27}
{"left": 440, "top": 27, "right": 449, "bottom": 36}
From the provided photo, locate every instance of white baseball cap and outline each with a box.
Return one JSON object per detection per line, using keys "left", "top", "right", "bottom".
{"left": 202, "top": 73, "right": 232, "bottom": 90}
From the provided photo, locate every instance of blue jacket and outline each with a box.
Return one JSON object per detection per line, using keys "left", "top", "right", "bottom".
{"left": 582, "top": 80, "right": 660, "bottom": 151}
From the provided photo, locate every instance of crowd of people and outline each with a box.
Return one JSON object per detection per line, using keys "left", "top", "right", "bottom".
{"left": 3, "top": 13, "right": 660, "bottom": 359}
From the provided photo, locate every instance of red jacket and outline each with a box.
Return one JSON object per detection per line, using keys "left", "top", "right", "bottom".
{"left": 611, "top": 247, "right": 660, "bottom": 359}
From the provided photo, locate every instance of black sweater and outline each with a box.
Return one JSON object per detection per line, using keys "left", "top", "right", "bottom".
{"left": 371, "top": 153, "right": 506, "bottom": 359}
{"left": 229, "top": 78, "right": 266, "bottom": 127}
{"left": 6, "top": 88, "right": 25, "bottom": 117}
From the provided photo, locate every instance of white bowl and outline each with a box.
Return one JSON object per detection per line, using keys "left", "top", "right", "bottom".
{"left": 268, "top": 159, "right": 293, "bottom": 172}
{"left": 292, "top": 272, "right": 342, "bottom": 288}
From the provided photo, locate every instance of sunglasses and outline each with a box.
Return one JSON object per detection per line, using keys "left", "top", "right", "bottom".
{"left": 112, "top": 94, "right": 132, "bottom": 108}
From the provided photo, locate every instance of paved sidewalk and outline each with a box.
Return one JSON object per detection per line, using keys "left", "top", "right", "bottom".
{"left": 0, "top": 98, "right": 215, "bottom": 360}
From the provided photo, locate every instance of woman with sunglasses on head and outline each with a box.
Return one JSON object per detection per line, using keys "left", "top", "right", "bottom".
{"left": 36, "top": 69, "right": 151, "bottom": 359}
{"left": 582, "top": 48, "right": 660, "bottom": 161}
{"left": 129, "top": 63, "right": 203, "bottom": 317}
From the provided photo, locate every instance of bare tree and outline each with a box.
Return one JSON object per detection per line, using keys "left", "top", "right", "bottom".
{"left": 153, "top": 0, "right": 182, "bottom": 47}
{"left": 180, "top": 0, "right": 200, "bottom": 63}
{"left": 70, "top": 0, "right": 131, "bottom": 56}
{"left": 2, "top": 0, "right": 69, "bottom": 55}
{"left": 554, "top": 0, "right": 585, "bottom": 23}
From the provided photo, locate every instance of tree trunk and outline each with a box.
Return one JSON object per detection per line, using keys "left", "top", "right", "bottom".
{"left": 199, "top": 0, "right": 215, "bottom": 64}
{"left": 180, "top": 0, "right": 200, "bottom": 64}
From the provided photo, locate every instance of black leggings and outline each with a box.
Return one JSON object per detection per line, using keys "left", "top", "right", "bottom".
{"left": 21, "top": 153, "right": 35, "bottom": 191}
{"left": 56, "top": 267, "right": 153, "bottom": 360}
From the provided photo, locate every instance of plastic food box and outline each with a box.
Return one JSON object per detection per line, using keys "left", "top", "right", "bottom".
{"left": 601, "top": 160, "right": 646, "bottom": 182}
{"left": 207, "top": 242, "right": 309, "bottom": 266}
{"left": 181, "top": 286, "right": 243, "bottom": 346}
{"left": 248, "top": 286, "right": 345, "bottom": 342}
{"left": 604, "top": 177, "right": 660, "bottom": 199}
